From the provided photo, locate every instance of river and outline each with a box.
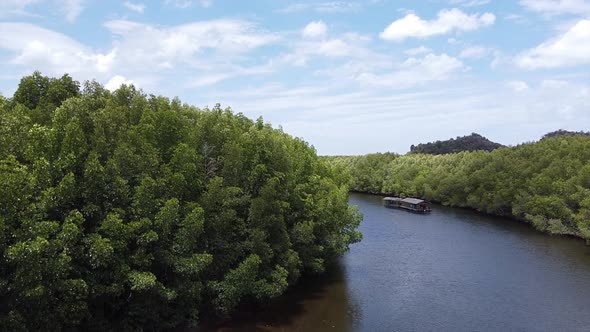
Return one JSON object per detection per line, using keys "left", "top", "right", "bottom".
{"left": 205, "top": 192, "right": 590, "bottom": 331}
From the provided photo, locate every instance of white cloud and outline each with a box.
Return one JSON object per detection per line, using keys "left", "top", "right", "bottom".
{"left": 0, "top": 0, "right": 85, "bottom": 21}
{"left": 380, "top": 8, "right": 496, "bottom": 41}
{"left": 286, "top": 39, "right": 354, "bottom": 62}
{"left": 405, "top": 46, "right": 432, "bottom": 55}
{"left": 164, "top": 0, "right": 213, "bottom": 8}
{"left": 279, "top": 29, "right": 463, "bottom": 93}
{"left": 281, "top": 31, "right": 382, "bottom": 68}
{"left": 95, "top": 49, "right": 117, "bottom": 73}
{"left": 0, "top": 0, "right": 40, "bottom": 16}
{"left": 191, "top": 73, "right": 232, "bottom": 87}
{"left": 278, "top": 2, "right": 360, "bottom": 13}
{"left": 124, "top": 1, "right": 145, "bottom": 13}
{"left": 541, "top": 79, "right": 569, "bottom": 88}
{"left": 450, "top": 0, "right": 491, "bottom": 7}
{"left": 0, "top": 18, "right": 281, "bottom": 95}
{"left": 104, "top": 19, "right": 279, "bottom": 69}
{"left": 105, "top": 75, "right": 135, "bottom": 91}
{"left": 357, "top": 53, "right": 464, "bottom": 89}
{"left": 218, "top": 78, "right": 589, "bottom": 155}
{"left": 0, "top": 22, "right": 115, "bottom": 77}
{"left": 447, "top": 37, "right": 460, "bottom": 44}
{"left": 520, "top": 0, "right": 590, "bottom": 16}
{"left": 506, "top": 80, "right": 529, "bottom": 92}
{"left": 188, "top": 63, "right": 274, "bottom": 87}
{"left": 318, "top": 39, "right": 352, "bottom": 56}
{"left": 60, "top": 0, "right": 85, "bottom": 22}
{"left": 504, "top": 13, "right": 531, "bottom": 25}
{"left": 302, "top": 21, "right": 328, "bottom": 38}
{"left": 199, "top": 0, "right": 212, "bottom": 7}
{"left": 459, "top": 45, "right": 489, "bottom": 58}
{"left": 515, "top": 19, "right": 590, "bottom": 69}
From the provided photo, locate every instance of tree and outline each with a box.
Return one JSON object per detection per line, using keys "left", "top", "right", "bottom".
{"left": 327, "top": 135, "right": 590, "bottom": 239}
{"left": 13, "top": 71, "right": 49, "bottom": 110}
{"left": 0, "top": 72, "right": 363, "bottom": 330}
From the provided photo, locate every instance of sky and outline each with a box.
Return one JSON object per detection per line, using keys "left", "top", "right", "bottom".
{"left": 0, "top": 0, "right": 589, "bottom": 155}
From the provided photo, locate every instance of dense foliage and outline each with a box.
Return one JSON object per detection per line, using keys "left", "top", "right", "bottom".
{"left": 409, "top": 133, "right": 504, "bottom": 155}
{"left": 542, "top": 129, "right": 590, "bottom": 140}
{"left": 0, "top": 72, "right": 362, "bottom": 331}
{"left": 327, "top": 137, "right": 590, "bottom": 239}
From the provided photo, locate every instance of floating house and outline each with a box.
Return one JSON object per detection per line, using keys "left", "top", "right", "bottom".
{"left": 383, "top": 197, "right": 432, "bottom": 213}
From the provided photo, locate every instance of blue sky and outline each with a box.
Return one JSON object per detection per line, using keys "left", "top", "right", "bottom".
{"left": 0, "top": 0, "right": 589, "bottom": 155}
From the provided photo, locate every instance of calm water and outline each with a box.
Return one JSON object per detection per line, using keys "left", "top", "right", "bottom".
{"left": 207, "top": 192, "right": 590, "bottom": 331}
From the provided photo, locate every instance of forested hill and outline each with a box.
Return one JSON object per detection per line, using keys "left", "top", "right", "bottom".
{"left": 542, "top": 129, "right": 590, "bottom": 139}
{"left": 409, "top": 133, "right": 504, "bottom": 155}
{"left": 327, "top": 136, "right": 590, "bottom": 241}
{"left": 0, "top": 72, "right": 362, "bottom": 331}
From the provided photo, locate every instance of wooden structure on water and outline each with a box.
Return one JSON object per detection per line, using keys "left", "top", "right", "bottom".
{"left": 383, "top": 197, "right": 432, "bottom": 213}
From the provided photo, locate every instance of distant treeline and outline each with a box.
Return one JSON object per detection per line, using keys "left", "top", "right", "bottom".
{"left": 409, "top": 133, "right": 504, "bottom": 155}
{"left": 326, "top": 136, "right": 590, "bottom": 240}
{"left": 542, "top": 129, "right": 590, "bottom": 140}
{"left": 0, "top": 72, "right": 362, "bottom": 331}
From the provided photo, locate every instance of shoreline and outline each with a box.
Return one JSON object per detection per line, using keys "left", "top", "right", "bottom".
{"left": 349, "top": 190, "right": 587, "bottom": 243}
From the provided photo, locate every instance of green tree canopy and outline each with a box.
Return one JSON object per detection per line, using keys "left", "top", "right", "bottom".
{"left": 0, "top": 72, "right": 362, "bottom": 331}
{"left": 328, "top": 135, "right": 590, "bottom": 239}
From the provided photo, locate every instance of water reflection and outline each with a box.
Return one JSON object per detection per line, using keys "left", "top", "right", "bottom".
{"left": 198, "top": 259, "right": 359, "bottom": 332}
{"left": 197, "top": 192, "right": 590, "bottom": 331}
{"left": 346, "top": 192, "right": 590, "bottom": 331}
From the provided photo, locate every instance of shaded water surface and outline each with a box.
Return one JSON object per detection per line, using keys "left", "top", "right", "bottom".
{"left": 206, "top": 193, "right": 590, "bottom": 331}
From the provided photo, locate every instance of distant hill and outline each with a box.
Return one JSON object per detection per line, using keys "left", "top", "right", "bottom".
{"left": 409, "top": 133, "right": 504, "bottom": 155}
{"left": 542, "top": 129, "right": 590, "bottom": 140}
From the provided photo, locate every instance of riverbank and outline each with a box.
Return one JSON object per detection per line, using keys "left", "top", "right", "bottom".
{"left": 352, "top": 189, "right": 587, "bottom": 242}
{"left": 326, "top": 136, "right": 590, "bottom": 242}
{"left": 190, "top": 192, "right": 590, "bottom": 331}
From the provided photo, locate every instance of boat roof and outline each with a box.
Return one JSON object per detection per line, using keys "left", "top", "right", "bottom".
{"left": 402, "top": 198, "right": 425, "bottom": 204}
{"left": 383, "top": 197, "right": 403, "bottom": 201}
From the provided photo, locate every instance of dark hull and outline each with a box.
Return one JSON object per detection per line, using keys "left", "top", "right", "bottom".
{"left": 384, "top": 205, "right": 431, "bottom": 213}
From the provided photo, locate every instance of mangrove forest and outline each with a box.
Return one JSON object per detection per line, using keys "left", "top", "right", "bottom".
{"left": 0, "top": 72, "right": 362, "bottom": 331}
{"left": 327, "top": 135, "right": 590, "bottom": 239}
